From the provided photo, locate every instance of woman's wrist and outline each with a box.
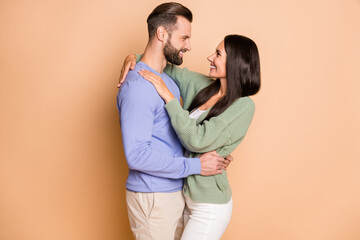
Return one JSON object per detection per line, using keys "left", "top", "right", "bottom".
{"left": 164, "top": 93, "right": 175, "bottom": 104}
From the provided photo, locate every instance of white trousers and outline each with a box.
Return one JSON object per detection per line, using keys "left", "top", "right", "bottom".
{"left": 181, "top": 194, "right": 233, "bottom": 240}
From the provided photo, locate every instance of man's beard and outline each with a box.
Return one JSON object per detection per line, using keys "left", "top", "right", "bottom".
{"left": 163, "top": 38, "right": 184, "bottom": 66}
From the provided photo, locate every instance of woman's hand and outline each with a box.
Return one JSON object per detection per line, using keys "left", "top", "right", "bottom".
{"left": 118, "top": 54, "right": 137, "bottom": 87}
{"left": 138, "top": 69, "right": 175, "bottom": 103}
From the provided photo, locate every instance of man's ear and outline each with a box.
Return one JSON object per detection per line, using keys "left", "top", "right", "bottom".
{"left": 156, "top": 26, "right": 168, "bottom": 42}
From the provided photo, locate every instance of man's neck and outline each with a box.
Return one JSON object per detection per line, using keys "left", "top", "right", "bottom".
{"left": 140, "top": 41, "right": 167, "bottom": 74}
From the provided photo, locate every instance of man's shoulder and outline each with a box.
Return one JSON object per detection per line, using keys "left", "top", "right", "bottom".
{"left": 118, "top": 71, "right": 159, "bottom": 106}
{"left": 121, "top": 70, "right": 154, "bottom": 91}
{"left": 123, "top": 70, "right": 142, "bottom": 84}
{"left": 124, "top": 62, "right": 145, "bottom": 83}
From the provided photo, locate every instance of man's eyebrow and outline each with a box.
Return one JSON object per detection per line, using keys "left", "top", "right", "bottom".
{"left": 182, "top": 35, "right": 190, "bottom": 39}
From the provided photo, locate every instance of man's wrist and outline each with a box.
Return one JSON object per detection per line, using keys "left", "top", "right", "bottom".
{"left": 185, "top": 157, "right": 201, "bottom": 175}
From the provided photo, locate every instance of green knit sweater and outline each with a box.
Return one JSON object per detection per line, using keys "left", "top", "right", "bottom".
{"left": 135, "top": 55, "right": 255, "bottom": 204}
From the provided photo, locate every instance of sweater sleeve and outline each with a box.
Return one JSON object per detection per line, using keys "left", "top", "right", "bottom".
{"left": 164, "top": 97, "right": 255, "bottom": 154}
{"left": 118, "top": 78, "right": 201, "bottom": 178}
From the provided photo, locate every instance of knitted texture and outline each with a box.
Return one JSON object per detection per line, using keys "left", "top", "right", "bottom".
{"left": 163, "top": 64, "right": 255, "bottom": 204}
{"left": 135, "top": 54, "right": 255, "bottom": 203}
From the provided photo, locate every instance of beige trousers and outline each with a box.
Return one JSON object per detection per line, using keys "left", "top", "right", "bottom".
{"left": 126, "top": 190, "right": 185, "bottom": 240}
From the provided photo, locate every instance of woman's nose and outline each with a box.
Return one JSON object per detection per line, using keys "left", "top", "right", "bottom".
{"left": 207, "top": 52, "right": 215, "bottom": 62}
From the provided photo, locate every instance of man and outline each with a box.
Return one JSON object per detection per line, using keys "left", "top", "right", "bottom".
{"left": 117, "top": 3, "right": 229, "bottom": 240}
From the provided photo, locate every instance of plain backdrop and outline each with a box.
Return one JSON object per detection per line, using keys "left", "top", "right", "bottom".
{"left": 1, "top": 0, "right": 360, "bottom": 239}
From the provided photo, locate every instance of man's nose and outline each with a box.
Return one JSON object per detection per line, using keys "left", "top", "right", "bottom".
{"left": 185, "top": 40, "right": 191, "bottom": 52}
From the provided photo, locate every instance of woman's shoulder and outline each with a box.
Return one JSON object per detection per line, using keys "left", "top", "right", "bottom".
{"left": 209, "top": 97, "right": 255, "bottom": 135}
{"left": 231, "top": 97, "right": 255, "bottom": 110}
{"left": 218, "top": 97, "right": 255, "bottom": 122}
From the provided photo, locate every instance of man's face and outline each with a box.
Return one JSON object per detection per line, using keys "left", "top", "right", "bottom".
{"left": 163, "top": 16, "right": 191, "bottom": 65}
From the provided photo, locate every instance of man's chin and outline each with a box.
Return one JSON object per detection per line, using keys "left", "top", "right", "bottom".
{"left": 175, "top": 56, "right": 183, "bottom": 65}
{"left": 169, "top": 59, "right": 183, "bottom": 66}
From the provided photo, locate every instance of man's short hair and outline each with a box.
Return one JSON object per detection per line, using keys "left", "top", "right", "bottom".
{"left": 147, "top": 2, "right": 193, "bottom": 39}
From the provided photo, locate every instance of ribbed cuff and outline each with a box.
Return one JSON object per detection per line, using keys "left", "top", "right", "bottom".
{"left": 185, "top": 157, "right": 201, "bottom": 175}
{"left": 165, "top": 98, "right": 182, "bottom": 115}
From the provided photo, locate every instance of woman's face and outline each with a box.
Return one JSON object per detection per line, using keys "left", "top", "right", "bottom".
{"left": 207, "top": 40, "right": 227, "bottom": 79}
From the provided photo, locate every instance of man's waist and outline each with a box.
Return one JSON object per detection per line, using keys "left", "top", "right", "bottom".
{"left": 126, "top": 171, "right": 184, "bottom": 192}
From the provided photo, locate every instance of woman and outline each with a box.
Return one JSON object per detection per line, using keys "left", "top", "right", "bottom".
{"left": 121, "top": 34, "right": 260, "bottom": 240}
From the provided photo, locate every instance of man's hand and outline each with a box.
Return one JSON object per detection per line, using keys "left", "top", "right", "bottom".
{"left": 118, "top": 54, "right": 137, "bottom": 87}
{"left": 199, "top": 151, "right": 228, "bottom": 176}
{"left": 223, "top": 155, "right": 233, "bottom": 170}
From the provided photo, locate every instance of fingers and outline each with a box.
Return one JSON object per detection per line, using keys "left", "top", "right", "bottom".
{"left": 218, "top": 155, "right": 226, "bottom": 163}
{"left": 223, "top": 155, "right": 234, "bottom": 169}
{"left": 130, "top": 61, "right": 136, "bottom": 70}
{"left": 222, "top": 159, "right": 230, "bottom": 168}
{"left": 225, "top": 155, "right": 233, "bottom": 161}
{"left": 219, "top": 159, "right": 229, "bottom": 170}
{"left": 222, "top": 155, "right": 233, "bottom": 169}
{"left": 212, "top": 156, "right": 226, "bottom": 171}
{"left": 214, "top": 155, "right": 231, "bottom": 170}
{"left": 138, "top": 69, "right": 153, "bottom": 76}
{"left": 218, "top": 156, "right": 227, "bottom": 163}
{"left": 120, "top": 67, "right": 130, "bottom": 84}
{"left": 118, "top": 55, "right": 136, "bottom": 88}
{"left": 138, "top": 70, "right": 155, "bottom": 83}
{"left": 222, "top": 160, "right": 230, "bottom": 169}
{"left": 118, "top": 62, "right": 131, "bottom": 87}
{"left": 200, "top": 151, "right": 232, "bottom": 176}
{"left": 138, "top": 70, "right": 161, "bottom": 84}
{"left": 118, "top": 68, "right": 124, "bottom": 88}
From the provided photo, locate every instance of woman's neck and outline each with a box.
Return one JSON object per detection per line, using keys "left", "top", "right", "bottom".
{"left": 218, "top": 78, "right": 227, "bottom": 97}
{"left": 198, "top": 78, "right": 227, "bottom": 111}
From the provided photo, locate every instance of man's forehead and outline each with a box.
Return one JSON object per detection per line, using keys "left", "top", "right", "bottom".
{"left": 173, "top": 16, "right": 191, "bottom": 36}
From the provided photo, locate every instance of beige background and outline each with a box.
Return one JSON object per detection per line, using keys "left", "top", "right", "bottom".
{"left": 1, "top": 0, "right": 360, "bottom": 239}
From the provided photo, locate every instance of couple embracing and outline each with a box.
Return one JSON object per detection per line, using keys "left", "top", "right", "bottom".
{"left": 117, "top": 2, "right": 260, "bottom": 240}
